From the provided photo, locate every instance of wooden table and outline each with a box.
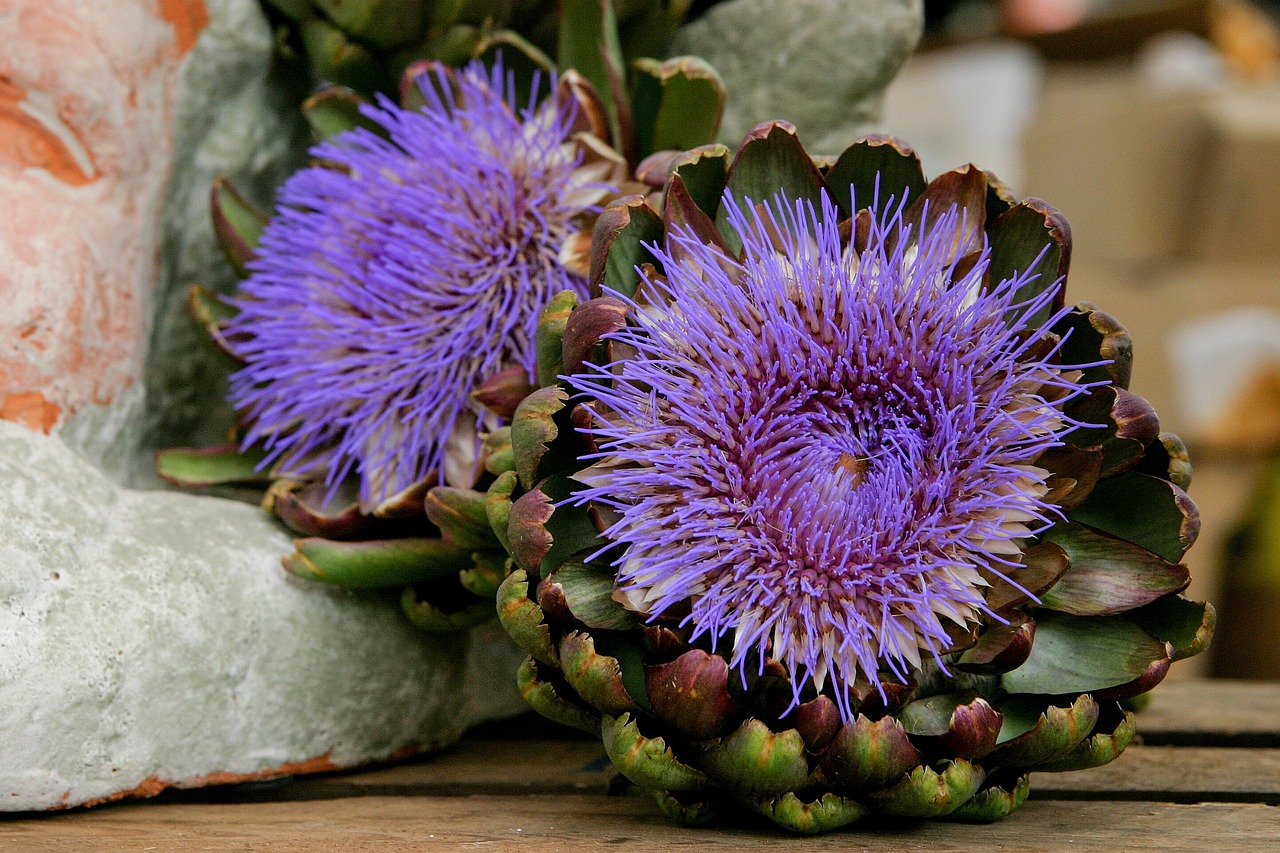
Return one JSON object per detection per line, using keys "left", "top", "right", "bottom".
{"left": 4, "top": 680, "right": 1277, "bottom": 851}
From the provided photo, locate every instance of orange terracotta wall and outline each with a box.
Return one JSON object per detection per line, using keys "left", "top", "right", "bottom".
{"left": 0, "top": 0, "right": 208, "bottom": 433}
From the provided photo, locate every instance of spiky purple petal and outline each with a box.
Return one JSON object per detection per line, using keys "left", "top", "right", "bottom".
{"left": 227, "top": 61, "right": 604, "bottom": 508}
{"left": 572, "top": 192, "right": 1087, "bottom": 720}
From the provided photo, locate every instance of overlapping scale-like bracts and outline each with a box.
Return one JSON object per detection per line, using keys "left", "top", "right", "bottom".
{"left": 490, "top": 122, "right": 1214, "bottom": 832}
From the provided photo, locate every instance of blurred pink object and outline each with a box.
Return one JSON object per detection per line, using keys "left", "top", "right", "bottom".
{"left": 1002, "top": 0, "right": 1089, "bottom": 34}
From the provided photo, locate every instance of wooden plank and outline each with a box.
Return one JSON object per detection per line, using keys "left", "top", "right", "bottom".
{"left": 1034, "top": 746, "right": 1280, "bottom": 802}
{"left": 30, "top": 737, "right": 1269, "bottom": 809}
{"left": 1138, "top": 680, "right": 1280, "bottom": 745}
{"left": 2, "top": 796, "right": 1277, "bottom": 852}
{"left": 205, "top": 741, "right": 1280, "bottom": 805}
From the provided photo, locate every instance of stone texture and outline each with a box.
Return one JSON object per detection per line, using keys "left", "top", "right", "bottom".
{"left": 670, "top": 0, "right": 923, "bottom": 153}
{"left": 132, "top": 0, "right": 310, "bottom": 483}
{"left": 0, "top": 421, "right": 526, "bottom": 812}
{"left": 0, "top": 0, "right": 533, "bottom": 813}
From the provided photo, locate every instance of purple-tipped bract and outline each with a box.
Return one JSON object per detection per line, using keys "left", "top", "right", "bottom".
{"left": 571, "top": 194, "right": 1087, "bottom": 720}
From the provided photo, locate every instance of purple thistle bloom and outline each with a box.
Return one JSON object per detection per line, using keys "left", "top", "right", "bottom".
{"left": 226, "top": 60, "right": 618, "bottom": 510}
{"left": 571, "top": 192, "right": 1087, "bottom": 720}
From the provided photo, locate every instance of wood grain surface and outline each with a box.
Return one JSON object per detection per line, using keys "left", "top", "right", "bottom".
{"left": 2, "top": 679, "right": 1277, "bottom": 852}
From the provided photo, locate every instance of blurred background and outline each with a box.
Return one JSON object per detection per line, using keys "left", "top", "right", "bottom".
{"left": 877, "top": 0, "right": 1280, "bottom": 679}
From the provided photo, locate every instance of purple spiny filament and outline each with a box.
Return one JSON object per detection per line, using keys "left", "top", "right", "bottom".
{"left": 572, "top": 194, "right": 1083, "bottom": 720}
{"left": 226, "top": 61, "right": 602, "bottom": 509}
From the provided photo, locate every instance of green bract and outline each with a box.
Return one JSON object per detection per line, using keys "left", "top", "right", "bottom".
{"left": 262, "top": 0, "right": 717, "bottom": 123}
{"left": 491, "top": 123, "right": 1215, "bottom": 832}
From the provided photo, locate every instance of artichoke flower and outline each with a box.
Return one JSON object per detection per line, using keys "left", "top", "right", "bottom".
{"left": 159, "top": 54, "right": 725, "bottom": 631}
{"left": 158, "top": 59, "right": 629, "bottom": 630}
{"left": 491, "top": 124, "right": 1215, "bottom": 832}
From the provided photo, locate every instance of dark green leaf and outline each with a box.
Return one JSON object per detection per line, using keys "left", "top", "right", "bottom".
{"left": 546, "top": 558, "right": 638, "bottom": 630}
{"left": 284, "top": 536, "right": 472, "bottom": 589}
{"left": 700, "top": 720, "right": 811, "bottom": 797}
{"left": 601, "top": 712, "right": 714, "bottom": 792}
{"left": 424, "top": 487, "right": 495, "bottom": 550}
{"left": 1001, "top": 612, "right": 1170, "bottom": 694}
{"left": 537, "top": 475, "right": 606, "bottom": 574}
{"left": 630, "top": 56, "right": 724, "bottom": 160}
{"left": 718, "top": 121, "right": 826, "bottom": 253}
{"left": 299, "top": 17, "right": 390, "bottom": 96}
{"left": 1040, "top": 523, "right": 1190, "bottom": 615}
{"left": 496, "top": 569, "right": 558, "bottom": 665}
{"left": 668, "top": 143, "right": 730, "bottom": 219}
{"left": 401, "top": 587, "right": 493, "bottom": 633}
{"left": 311, "top": 0, "right": 427, "bottom": 49}
{"left": 1064, "top": 387, "right": 1158, "bottom": 478}
{"left": 987, "top": 200, "right": 1070, "bottom": 330}
{"left": 210, "top": 178, "right": 267, "bottom": 278}
{"left": 899, "top": 692, "right": 973, "bottom": 737}
{"left": 989, "top": 694, "right": 1098, "bottom": 767}
{"left": 751, "top": 792, "right": 868, "bottom": 834}
{"left": 1126, "top": 596, "right": 1216, "bottom": 661}
{"left": 903, "top": 165, "right": 988, "bottom": 262}
{"left": 557, "top": 0, "right": 625, "bottom": 145}
{"left": 1068, "top": 472, "right": 1199, "bottom": 563}
{"left": 1137, "top": 432, "right": 1193, "bottom": 490}
{"left": 1053, "top": 304, "right": 1133, "bottom": 390}
{"left": 535, "top": 290, "right": 579, "bottom": 388}
{"left": 864, "top": 760, "right": 985, "bottom": 818}
{"left": 590, "top": 196, "right": 663, "bottom": 299}
{"left": 593, "top": 633, "right": 652, "bottom": 712}
{"left": 511, "top": 386, "right": 568, "bottom": 490}
{"left": 301, "top": 86, "right": 380, "bottom": 141}
{"left": 486, "top": 470, "right": 518, "bottom": 553}
{"left": 268, "top": 477, "right": 367, "bottom": 539}
{"left": 155, "top": 445, "right": 272, "bottom": 488}
{"left": 983, "top": 171, "right": 1019, "bottom": 226}
{"left": 824, "top": 134, "right": 926, "bottom": 219}
{"left": 517, "top": 656, "right": 599, "bottom": 734}
{"left": 458, "top": 549, "right": 510, "bottom": 597}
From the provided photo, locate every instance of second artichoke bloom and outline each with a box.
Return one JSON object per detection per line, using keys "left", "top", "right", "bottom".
{"left": 496, "top": 127, "right": 1213, "bottom": 831}
{"left": 227, "top": 60, "right": 624, "bottom": 511}
{"left": 573, "top": 194, "right": 1082, "bottom": 719}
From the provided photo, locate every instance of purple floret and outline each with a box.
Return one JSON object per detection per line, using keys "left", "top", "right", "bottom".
{"left": 226, "top": 60, "right": 596, "bottom": 509}
{"left": 571, "top": 192, "right": 1087, "bottom": 719}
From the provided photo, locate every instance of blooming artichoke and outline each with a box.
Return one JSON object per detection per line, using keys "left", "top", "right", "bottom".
{"left": 492, "top": 123, "right": 1215, "bottom": 831}
{"left": 158, "top": 54, "right": 724, "bottom": 631}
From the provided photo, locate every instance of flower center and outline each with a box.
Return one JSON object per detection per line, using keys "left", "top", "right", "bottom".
{"left": 576, "top": 196, "right": 1076, "bottom": 717}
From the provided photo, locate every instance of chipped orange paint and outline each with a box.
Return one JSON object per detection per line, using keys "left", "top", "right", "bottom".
{"left": 158, "top": 0, "right": 209, "bottom": 56}
{"left": 0, "top": 1, "right": 210, "bottom": 434}
{"left": 0, "top": 76, "right": 95, "bottom": 185}
{"left": 0, "top": 392, "right": 61, "bottom": 433}
{"left": 67, "top": 747, "right": 435, "bottom": 810}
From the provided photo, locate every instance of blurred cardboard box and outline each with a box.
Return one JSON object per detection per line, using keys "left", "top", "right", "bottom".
{"left": 1023, "top": 67, "right": 1213, "bottom": 266}
{"left": 1196, "top": 87, "right": 1280, "bottom": 261}
{"left": 1066, "top": 261, "right": 1280, "bottom": 440}
{"left": 1024, "top": 61, "right": 1280, "bottom": 267}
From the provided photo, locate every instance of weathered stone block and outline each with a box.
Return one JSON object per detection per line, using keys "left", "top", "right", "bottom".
{"left": 0, "top": 0, "right": 525, "bottom": 812}
{"left": 0, "top": 421, "right": 525, "bottom": 811}
{"left": 670, "top": 0, "right": 923, "bottom": 153}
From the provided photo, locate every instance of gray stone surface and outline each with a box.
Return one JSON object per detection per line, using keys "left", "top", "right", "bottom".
{"left": 0, "top": 421, "right": 525, "bottom": 812}
{"left": 61, "top": 0, "right": 311, "bottom": 486}
{"left": 671, "top": 0, "right": 923, "bottom": 154}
